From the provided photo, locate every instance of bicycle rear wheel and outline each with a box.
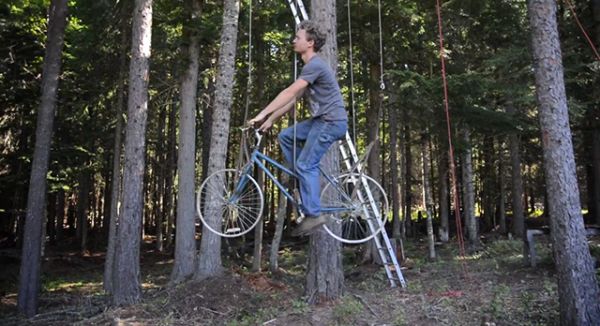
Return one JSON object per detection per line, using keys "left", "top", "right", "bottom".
{"left": 197, "top": 168, "right": 264, "bottom": 237}
{"left": 321, "top": 173, "right": 389, "bottom": 244}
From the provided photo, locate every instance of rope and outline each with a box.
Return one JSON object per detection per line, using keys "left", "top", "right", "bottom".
{"left": 563, "top": 0, "right": 600, "bottom": 61}
{"left": 347, "top": 0, "right": 356, "bottom": 145}
{"left": 377, "top": 0, "right": 385, "bottom": 91}
{"left": 435, "top": 0, "right": 468, "bottom": 276}
{"left": 238, "top": 0, "right": 253, "bottom": 170}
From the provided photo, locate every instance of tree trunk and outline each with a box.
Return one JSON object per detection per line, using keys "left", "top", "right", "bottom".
{"left": 269, "top": 174, "right": 288, "bottom": 272}
{"left": 164, "top": 100, "right": 177, "bottom": 249}
{"left": 104, "top": 0, "right": 130, "bottom": 294}
{"left": 305, "top": 0, "right": 344, "bottom": 303}
{"left": 171, "top": 0, "right": 202, "bottom": 284}
{"left": 593, "top": 131, "right": 600, "bottom": 225}
{"left": 421, "top": 133, "right": 436, "bottom": 260}
{"left": 481, "top": 136, "right": 495, "bottom": 231}
{"left": 461, "top": 129, "right": 479, "bottom": 251}
{"left": 592, "top": 0, "right": 600, "bottom": 224}
{"left": 111, "top": 0, "right": 153, "bottom": 306}
{"left": 528, "top": 1, "right": 600, "bottom": 323}
{"left": 402, "top": 112, "right": 413, "bottom": 237}
{"left": 252, "top": 170, "right": 265, "bottom": 272}
{"left": 196, "top": 0, "right": 240, "bottom": 280}
{"left": 17, "top": 0, "right": 68, "bottom": 317}
{"left": 507, "top": 104, "right": 525, "bottom": 238}
{"left": 56, "top": 189, "right": 65, "bottom": 241}
{"left": 438, "top": 143, "right": 450, "bottom": 242}
{"left": 76, "top": 170, "right": 91, "bottom": 253}
{"left": 498, "top": 142, "right": 507, "bottom": 234}
{"left": 389, "top": 104, "right": 402, "bottom": 241}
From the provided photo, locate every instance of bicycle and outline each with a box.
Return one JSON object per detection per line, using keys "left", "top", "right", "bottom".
{"left": 196, "top": 127, "right": 389, "bottom": 244}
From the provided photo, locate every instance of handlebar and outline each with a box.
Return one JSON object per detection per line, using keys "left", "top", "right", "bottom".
{"left": 239, "top": 126, "right": 263, "bottom": 148}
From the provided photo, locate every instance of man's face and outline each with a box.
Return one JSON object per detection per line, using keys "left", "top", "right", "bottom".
{"left": 293, "top": 29, "right": 313, "bottom": 54}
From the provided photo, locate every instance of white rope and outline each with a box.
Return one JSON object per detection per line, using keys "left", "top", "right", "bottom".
{"left": 377, "top": 0, "right": 385, "bottom": 90}
{"left": 347, "top": 0, "right": 356, "bottom": 145}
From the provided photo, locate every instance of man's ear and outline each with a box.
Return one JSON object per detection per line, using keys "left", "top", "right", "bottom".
{"left": 307, "top": 39, "right": 315, "bottom": 49}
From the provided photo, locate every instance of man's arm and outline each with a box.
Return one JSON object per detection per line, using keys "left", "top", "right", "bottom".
{"left": 257, "top": 99, "right": 296, "bottom": 131}
{"left": 249, "top": 79, "right": 309, "bottom": 126}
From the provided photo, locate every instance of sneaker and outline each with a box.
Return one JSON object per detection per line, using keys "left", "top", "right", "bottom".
{"left": 292, "top": 215, "right": 329, "bottom": 237}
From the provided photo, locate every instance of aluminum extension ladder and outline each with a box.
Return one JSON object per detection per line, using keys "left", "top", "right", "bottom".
{"left": 338, "top": 133, "right": 407, "bottom": 288}
{"left": 286, "top": 0, "right": 406, "bottom": 288}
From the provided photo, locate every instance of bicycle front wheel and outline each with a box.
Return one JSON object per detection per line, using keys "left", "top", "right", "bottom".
{"left": 321, "top": 173, "right": 389, "bottom": 244}
{"left": 197, "top": 168, "right": 264, "bottom": 237}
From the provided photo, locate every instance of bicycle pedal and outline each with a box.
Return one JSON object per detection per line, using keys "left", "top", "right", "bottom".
{"left": 225, "top": 227, "right": 241, "bottom": 234}
{"left": 296, "top": 212, "right": 305, "bottom": 224}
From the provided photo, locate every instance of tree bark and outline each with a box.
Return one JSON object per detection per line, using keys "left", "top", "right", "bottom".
{"left": 461, "top": 129, "right": 479, "bottom": 250}
{"left": 481, "top": 136, "right": 495, "bottom": 231}
{"left": 17, "top": 0, "right": 68, "bottom": 317}
{"left": 389, "top": 104, "right": 402, "bottom": 241}
{"left": 269, "top": 174, "right": 288, "bottom": 272}
{"left": 76, "top": 170, "right": 91, "bottom": 253}
{"left": 111, "top": 0, "right": 153, "bottom": 306}
{"left": 164, "top": 100, "right": 177, "bottom": 249}
{"left": 593, "top": 131, "right": 600, "bottom": 225}
{"left": 305, "top": 0, "right": 344, "bottom": 303}
{"left": 421, "top": 133, "right": 436, "bottom": 260}
{"left": 438, "top": 142, "right": 450, "bottom": 242}
{"left": 252, "top": 169, "right": 265, "bottom": 272}
{"left": 171, "top": 0, "right": 202, "bottom": 284}
{"left": 402, "top": 112, "right": 413, "bottom": 237}
{"left": 528, "top": 1, "right": 600, "bottom": 323}
{"left": 196, "top": 0, "right": 240, "bottom": 280}
{"left": 507, "top": 104, "right": 525, "bottom": 238}
{"left": 104, "top": 0, "right": 129, "bottom": 295}
{"left": 498, "top": 142, "right": 507, "bottom": 234}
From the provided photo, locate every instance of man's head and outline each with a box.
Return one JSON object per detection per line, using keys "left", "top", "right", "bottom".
{"left": 293, "top": 20, "right": 326, "bottom": 54}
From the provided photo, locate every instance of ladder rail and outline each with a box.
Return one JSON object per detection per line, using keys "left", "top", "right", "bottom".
{"left": 338, "top": 131, "right": 406, "bottom": 287}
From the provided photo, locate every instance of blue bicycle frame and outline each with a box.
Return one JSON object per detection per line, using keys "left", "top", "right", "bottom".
{"left": 232, "top": 136, "right": 354, "bottom": 215}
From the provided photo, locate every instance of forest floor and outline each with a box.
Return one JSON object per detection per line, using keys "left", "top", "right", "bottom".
{"left": 2, "top": 233, "right": 598, "bottom": 326}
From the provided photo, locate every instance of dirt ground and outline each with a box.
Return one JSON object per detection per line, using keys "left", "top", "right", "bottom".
{"left": 1, "top": 234, "right": 590, "bottom": 326}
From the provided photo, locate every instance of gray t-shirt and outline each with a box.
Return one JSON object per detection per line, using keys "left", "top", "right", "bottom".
{"left": 298, "top": 56, "right": 347, "bottom": 121}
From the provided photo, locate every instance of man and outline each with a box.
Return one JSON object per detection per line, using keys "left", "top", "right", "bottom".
{"left": 248, "top": 20, "right": 348, "bottom": 236}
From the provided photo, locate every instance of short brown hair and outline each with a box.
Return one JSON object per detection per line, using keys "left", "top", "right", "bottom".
{"left": 298, "top": 20, "right": 326, "bottom": 52}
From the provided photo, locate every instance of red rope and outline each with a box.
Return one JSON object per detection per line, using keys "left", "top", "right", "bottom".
{"left": 563, "top": 0, "right": 600, "bottom": 61}
{"left": 435, "top": 0, "right": 468, "bottom": 274}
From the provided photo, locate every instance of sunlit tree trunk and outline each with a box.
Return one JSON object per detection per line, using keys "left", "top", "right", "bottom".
{"left": 164, "top": 101, "right": 177, "bottom": 249}
{"left": 528, "top": 0, "right": 600, "bottom": 323}
{"left": 17, "top": 0, "right": 68, "bottom": 317}
{"left": 171, "top": 0, "right": 202, "bottom": 284}
{"left": 421, "top": 133, "right": 436, "bottom": 260}
{"left": 305, "top": 0, "right": 344, "bottom": 303}
{"left": 104, "top": 0, "right": 130, "bottom": 294}
{"left": 196, "top": 0, "right": 240, "bottom": 280}
{"left": 111, "top": 0, "right": 153, "bottom": 305}
{"left": 402, "top": 113, "right": 413, "bottom": 237}
{"left": 389, "top": 103, "right": 402, "bottom": 241}
{"left": 252, "top": 170, "right": 265, "bottom": 272}
{"left": 461, "top": 129, "right": 479, "bottom": 251}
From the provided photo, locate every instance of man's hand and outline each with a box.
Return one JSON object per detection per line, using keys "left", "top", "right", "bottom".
{"left": 247, "top": 112, "right": 267, "bottom": 127}
{"left": 258, "top": 119, "right": 273, "bottom": 132}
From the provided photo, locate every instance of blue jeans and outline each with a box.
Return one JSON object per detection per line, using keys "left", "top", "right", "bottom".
{"left": 278, "top": 118, "right": 348, "bottom": 217}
